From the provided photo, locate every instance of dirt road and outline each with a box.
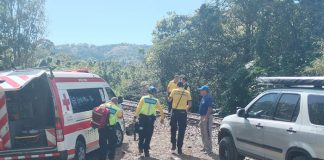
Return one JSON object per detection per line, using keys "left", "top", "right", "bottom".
{"left": 116, "top": 118, "right": 218, "bottom": 160}
{"left": 88, "top": 116, "right": 219, "bottom": 160}
{"left": 86, "top": 104, "right": 255, "bottom": 160}
{"left": 114, "top": 117, "right": 219, "bottom": 160}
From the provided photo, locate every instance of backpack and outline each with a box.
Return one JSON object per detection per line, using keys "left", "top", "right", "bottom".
{"left": 125, "top": 122, "right": 140, "bottom": 141}
{"left": 91, "top": 105, "right": 110, "bottom": 128}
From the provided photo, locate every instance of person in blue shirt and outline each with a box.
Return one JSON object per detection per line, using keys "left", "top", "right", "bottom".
{"left": 198, "top": 85, "right": 213, "bottom": 154}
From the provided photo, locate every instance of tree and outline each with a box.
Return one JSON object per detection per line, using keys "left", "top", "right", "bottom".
{"left": 254, "top": 0, "right": 319, "bottom": 76}
{"left": 149, "top": 3, "right": 238, "bottom": 112}
{"left": 0, "top": 0, "right": 46, "bottom": 69}
{"left": 148, "top": 0, "right": 324, "bottom": 115}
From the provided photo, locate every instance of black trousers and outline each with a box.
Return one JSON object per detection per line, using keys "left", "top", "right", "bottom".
{"left": 98, "top": 125, "right": 117, "bottom": 160}
{"left": 167, "top": 101, "right": 172, "bottom": 113}
{"left": 170, "top": 109, "right": 187, "bottom": 149}
{"left": 138, "top": 114, "right": 156, "bottom": 151}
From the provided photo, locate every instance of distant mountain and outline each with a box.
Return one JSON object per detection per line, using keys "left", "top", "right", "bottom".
{"left": 55, "top": 43, "right": 151, "bottom": 64}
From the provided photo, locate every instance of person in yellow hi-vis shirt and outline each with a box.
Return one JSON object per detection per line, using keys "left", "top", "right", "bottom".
{"left": 167, "top": 75, "right": 180, "bottom": 112}
{"left": 169, "top": 82, "right": 192, "bottom": 155}
{"left": 135, "top": 86, "right": 165, "bottom": 157}
{"left": 98, "top": 97, "right": 123, "bottom": 160}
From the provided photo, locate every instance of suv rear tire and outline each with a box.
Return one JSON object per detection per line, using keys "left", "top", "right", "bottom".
{"left": 292, "top": 156, "right": 309, "bottom": 160}
{"left": 219, "top": 137, "right": 244, "bottom": 160}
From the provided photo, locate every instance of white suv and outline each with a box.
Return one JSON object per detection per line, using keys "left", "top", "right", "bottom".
{"left": 218, "top": 77, "right": 324, "bottom": 160}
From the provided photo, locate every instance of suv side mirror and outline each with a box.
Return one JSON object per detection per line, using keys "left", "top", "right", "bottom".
{"left": 237, "top": 108, "right": 246, "bottom": 118}
{"left": 118, "top": 96, "right": 124, "bottom": 104}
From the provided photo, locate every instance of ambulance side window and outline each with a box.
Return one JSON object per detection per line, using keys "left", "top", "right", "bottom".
{"left": 67, "top": 88, "right": 105, "bottom": 113}
{"left": 105, "top": 87, "right": 116, "bottom": 99}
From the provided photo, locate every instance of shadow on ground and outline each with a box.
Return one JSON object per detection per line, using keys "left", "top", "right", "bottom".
{"left": 171, "top": 152, "right": 219, "bottom": 160}
{"left": 86, "top": 143, "right": 130, "bottom": 160}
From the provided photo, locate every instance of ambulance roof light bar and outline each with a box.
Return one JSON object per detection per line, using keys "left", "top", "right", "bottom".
{"left": 256, "top": 77, "right": 324, "bottom": 88}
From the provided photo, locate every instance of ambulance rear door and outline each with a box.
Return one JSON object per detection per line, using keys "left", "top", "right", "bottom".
{"left": 0, "top": 89, "right": 10, "bottom": 149}
{"left": 0, "top": 69, "right": 46, "bottom": 150}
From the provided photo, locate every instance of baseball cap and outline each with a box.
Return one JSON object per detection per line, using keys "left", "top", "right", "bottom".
{"left": 198, "top": 85, "right": 209, "bottom": 91}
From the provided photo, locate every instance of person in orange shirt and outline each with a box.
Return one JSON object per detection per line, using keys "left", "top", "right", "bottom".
{"left": 167, "top": 75, "right": 180, "bottom": 112}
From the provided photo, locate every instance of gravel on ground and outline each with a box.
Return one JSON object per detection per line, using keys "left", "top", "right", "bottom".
{"left": 113, "top": 114, "right": 220, "bottom": 160}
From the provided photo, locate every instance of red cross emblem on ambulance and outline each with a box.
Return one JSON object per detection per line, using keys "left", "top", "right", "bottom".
{"left": 62, "top": 94, "right": 71, "bottom": 111}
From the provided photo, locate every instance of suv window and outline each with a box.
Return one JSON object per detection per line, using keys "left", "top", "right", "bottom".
{"left": 68, "top": 88, "right": 105, "bottom": 113}
{"left": 274, "top": 94, "right": 300, "bottom": 122}
{"left": 105, "top": 87, "right": 116, "bottom": 99}
{"left": 248, "top": 93, "right": 279, "bottom": 119}
{"left": 308, "top": 95, "right": 324, "bottom": 126}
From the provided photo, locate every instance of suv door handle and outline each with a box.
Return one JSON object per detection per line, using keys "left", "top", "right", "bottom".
{"left": 286, "top": 128, "right": 297, "bottom": 133}
{"left": 256, "top": 123, "right": 263, "bottom": 129}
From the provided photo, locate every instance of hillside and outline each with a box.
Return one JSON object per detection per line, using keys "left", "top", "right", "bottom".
{"left": 55, "top": 43, "right": 151, "bottom": 64}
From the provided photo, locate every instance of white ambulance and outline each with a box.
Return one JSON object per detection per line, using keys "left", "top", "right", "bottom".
{"left": 0, "top": 69, "right": 125, "bottom": 160}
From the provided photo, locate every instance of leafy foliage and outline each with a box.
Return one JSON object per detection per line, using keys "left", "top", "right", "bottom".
{"left": 148, "top": 0, "right": 324, "bottom": 115}
{"left": 1, "top": 0, "right": 324, "bottom": 116}
{"left": 0, "top": 0, "right": 46, "bottom": 69}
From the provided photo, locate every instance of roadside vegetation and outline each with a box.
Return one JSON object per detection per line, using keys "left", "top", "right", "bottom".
{"left": 0, "top": 0, "right": 323, "bottom": 115}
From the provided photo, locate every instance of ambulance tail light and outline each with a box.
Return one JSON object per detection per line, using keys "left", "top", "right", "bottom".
{"left": 55, "top": 119, "right": 64, "bottom": 142}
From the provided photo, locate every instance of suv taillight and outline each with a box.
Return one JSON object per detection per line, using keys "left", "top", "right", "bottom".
{"left": 55, "top": 120, "right": 64, "bottom": 142}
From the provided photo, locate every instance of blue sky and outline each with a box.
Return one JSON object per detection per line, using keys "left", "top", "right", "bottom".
{"left": 45, "top": 0, "right": 206, "bottom": 45}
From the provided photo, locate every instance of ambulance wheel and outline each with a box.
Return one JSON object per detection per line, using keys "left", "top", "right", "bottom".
{"left": 75, "top": 140, "right": 86, "bottom": 160}
{"left": 116, "top": 125, "right": 124, "bottom": 147}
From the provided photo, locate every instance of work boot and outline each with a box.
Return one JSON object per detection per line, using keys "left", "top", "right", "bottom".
{"left": 171, "top": 144, "right": 176, "bottom": 153}
{"left": 139, "top": 148, "right": 144, "bottom": 154}
{"left": 177, "top": 148, "right": 183, "bottom": 155}
{"left": 204, "top": 149, "right": 213, "bottom": 155}
{"left": 144, "top": 150, "right": 150, "bottom": 157}
{"left": 108, "top": 155, "right": 115, "bottom": 160}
